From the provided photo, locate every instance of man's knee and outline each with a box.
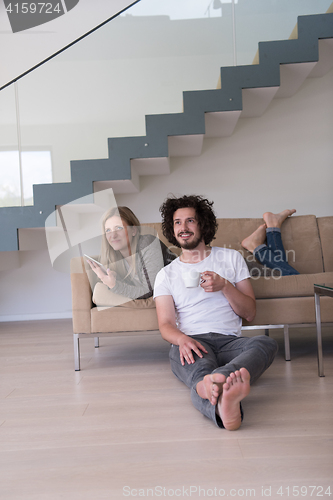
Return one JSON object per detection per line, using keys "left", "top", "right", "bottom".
{"left": 249, "top": 335, "right": 279, "bottom": 358}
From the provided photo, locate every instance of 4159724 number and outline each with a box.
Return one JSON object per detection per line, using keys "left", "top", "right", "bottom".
{"left": 276, "top": 486, "right": 331, "bottom": 497}
{"left": 5, "top": 3, "right": 62, "bottom": 14}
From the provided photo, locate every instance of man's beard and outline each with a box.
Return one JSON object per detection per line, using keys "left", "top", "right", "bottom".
{"left": 177, "top": 233, "right": 202, "bottom": 250}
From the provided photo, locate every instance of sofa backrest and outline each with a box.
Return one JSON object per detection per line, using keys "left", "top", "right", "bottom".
{"left": 142, "top": 222, "right": 181, "bottom": 256}
{"left": 145, "top": 215, "right": 324, "bottom": 275}
{"left": 214, "top": 215, "right": 324, "bottom": 275}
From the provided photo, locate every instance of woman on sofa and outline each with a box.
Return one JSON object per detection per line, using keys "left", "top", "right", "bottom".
{"left": 241, "top": 209, "right": 299, "bottom": 276}
{"left": 87, "top": 206, "right": 176, "bottom": 305}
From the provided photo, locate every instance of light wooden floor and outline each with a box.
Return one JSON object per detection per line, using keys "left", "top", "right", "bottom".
{"left": 0, "top": 320, "right": 332, "bottom": 500}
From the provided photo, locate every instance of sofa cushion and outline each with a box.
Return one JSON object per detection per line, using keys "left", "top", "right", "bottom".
{"left": 317, "top": 216, "right": 333, "bottom": 272}
{"left": 243, "top": 295, "right": 333, "bottom": 326}
{"left": 250, "top": 271, "right": 333, "bottom": 299}
{"left": 91, "top": 305, "right": 159, "bottom": 333}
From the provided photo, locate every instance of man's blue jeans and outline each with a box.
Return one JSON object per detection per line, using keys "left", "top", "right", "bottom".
{"left": 254, "top": 228, "right": 299, "bottom": 276}
{"left": 169, "top": 333, "right": 278, "bottom": 428}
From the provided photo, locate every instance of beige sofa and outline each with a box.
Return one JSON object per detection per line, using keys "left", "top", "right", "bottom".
{"left": 70, "top": 215, "right": 333, "bottom": 371}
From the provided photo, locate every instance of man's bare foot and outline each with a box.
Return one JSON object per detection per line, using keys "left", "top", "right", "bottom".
{"left": 263, "top": 209, "right": 296, "bottom": 229}
{"left": 217, "top": 368, "right": 251, "bottom": 431}
{"left": 196, "top": 373, "right": 226, "bottom": 406}
{"left": 241, "top": 224, "right": 267, "bottom": 254}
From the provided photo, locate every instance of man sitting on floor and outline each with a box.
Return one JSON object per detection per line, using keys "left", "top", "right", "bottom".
{"left": 154, "top": 195, "right": 278, "bottom": 430}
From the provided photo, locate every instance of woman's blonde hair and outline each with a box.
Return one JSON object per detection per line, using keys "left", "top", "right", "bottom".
{"left": 100, "top": 206, "right": 141, "bottom": 280}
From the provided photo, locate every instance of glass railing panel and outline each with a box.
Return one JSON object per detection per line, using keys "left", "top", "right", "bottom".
{"left": 0, "top": 84, "right": 21, "bottom": 207}
{"left": 234, "top": 0, "right": 333, "bottom": 66}
{"left": 16, "top": 0, "right": 234, "bottom": 198}
{"left": 1, "top": 0, "right": 332, "bottom": 206}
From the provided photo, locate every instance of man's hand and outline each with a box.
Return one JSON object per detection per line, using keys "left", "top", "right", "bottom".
{"left": 178, "top": 335, "right": 208, "bottom": 366}
{"left": 200, "top": 271, "right": 226, "bottom": 293}
{"left": 200, "top": 273, "right": 256, "bottom": 322}
{"left": 156, "top": 295, "right": 208, "bottom": 365}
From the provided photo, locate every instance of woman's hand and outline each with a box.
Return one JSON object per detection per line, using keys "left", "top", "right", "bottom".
{"left": 87, "top": 260, "right": 117, "bottom": 289}
{"left": 100, "top": 269, "right": 117, "bottom": 289}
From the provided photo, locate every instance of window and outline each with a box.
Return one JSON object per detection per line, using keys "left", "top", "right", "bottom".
{"left": 0, "top": 150, "right": 53, "bottom": 207}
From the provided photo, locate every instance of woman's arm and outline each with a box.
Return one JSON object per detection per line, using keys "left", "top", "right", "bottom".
{"left": 111, "top": 235, "right": 166, "bottom": 300}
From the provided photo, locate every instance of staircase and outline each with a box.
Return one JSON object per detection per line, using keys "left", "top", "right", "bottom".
{"left": 0, "top": 11, "right": 333, "bottom": 260}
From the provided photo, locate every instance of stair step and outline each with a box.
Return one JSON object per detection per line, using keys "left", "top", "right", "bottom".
{"left": 94, "top": 165, "right": 140, "bottom": 194}
{"left": 309, "top": 38, "right": 333, "bottom": 77}
{"left": 241, "top": 86, "right": 280, "bottom": 117}
{"left": 275, "top": 62, "right": 317, "bottom": 98}
{"left": 204, "top": 110, "right": 242, "bottom": 138}
{"left": 18, "top": 228, "right": 48, "bottom": 251}
{"left": 131, "top": 157, "right": 170, "bottom": 176}
{"left": 168, "top": 134, "right": 204, "bottom": 157}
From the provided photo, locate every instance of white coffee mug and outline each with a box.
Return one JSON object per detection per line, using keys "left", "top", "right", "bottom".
{"left": 182, "top": 270, "right": 201, "bottom": 288}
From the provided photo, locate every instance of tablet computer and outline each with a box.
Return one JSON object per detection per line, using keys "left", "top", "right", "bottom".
{"left": 84, "top": 254, "right": 107, "bottom": 274}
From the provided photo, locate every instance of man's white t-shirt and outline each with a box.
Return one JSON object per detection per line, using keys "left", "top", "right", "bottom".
{"left": 153, "top": 247, "right": 250, "bottom": 337}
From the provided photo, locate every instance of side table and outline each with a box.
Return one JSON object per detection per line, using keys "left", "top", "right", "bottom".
{"left": 314, "top": 283, "right": 333, "bottom": 377}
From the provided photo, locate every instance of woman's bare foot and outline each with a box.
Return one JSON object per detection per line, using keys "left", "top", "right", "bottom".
{"left": 241, "top": 224, "right": 267, "bottom": 254}
{"left": 216, "top": 368, "right": 251, "bottom": 431}
{"left": 263, "top": 209, "right": 296, "bottom": 229}
{"left": 196, "top": 373, "right": 226, "bottom": 406}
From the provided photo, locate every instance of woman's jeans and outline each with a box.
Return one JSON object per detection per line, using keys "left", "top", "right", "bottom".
{"left": 254, "top": 228, "right": 299, "bottom": 276}
{"left": 169, "top": 333, "right": 278, "bottom": 428}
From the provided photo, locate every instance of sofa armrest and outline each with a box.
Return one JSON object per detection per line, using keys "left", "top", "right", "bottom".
{"left": 70, "top": 257, "right": 92, "bottom": 334}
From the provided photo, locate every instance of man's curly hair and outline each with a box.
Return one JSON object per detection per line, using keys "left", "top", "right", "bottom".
{"left": 159, "top": 195, "right": 218, "bottom": 248}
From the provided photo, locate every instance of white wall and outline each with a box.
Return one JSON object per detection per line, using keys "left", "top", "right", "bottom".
{"left": 0, "top": 249, "right": 72, "bottom": 321}
{"left": 0, "top": 68, "right": 332, "bottom": 321}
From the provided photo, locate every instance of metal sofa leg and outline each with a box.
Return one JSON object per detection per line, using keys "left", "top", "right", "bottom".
{"left": 315, "top": 292, "right": 325, "bottom": 377}
{"left": 74, "top": 334, "right": 80, "bottom": 371}
{"left": 265, "top": 328, "right": 269, "bottom": 336}
{"left": 94, "top": 337, "right": 99, "bottom": 348}
{"left": 284, "top": 325, "right": 291, "bottom": 361}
